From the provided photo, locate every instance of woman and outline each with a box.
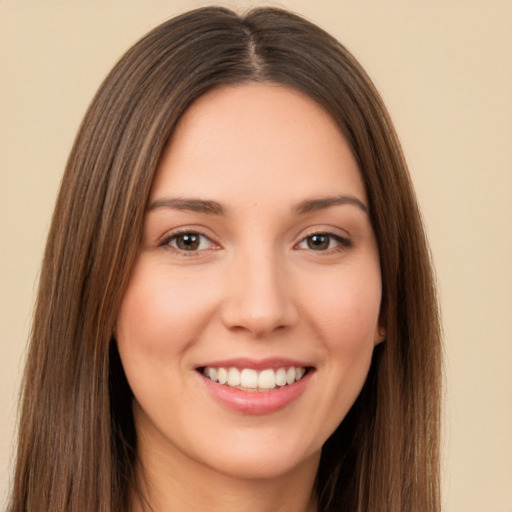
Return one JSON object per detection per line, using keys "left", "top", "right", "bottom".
{"left": 9, "top": 6, "right": 441, "bottom": 512}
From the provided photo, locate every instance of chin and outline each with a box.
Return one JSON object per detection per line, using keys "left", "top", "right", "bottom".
{"left": 201, "top": 445, "right": 321, "bottom": 482}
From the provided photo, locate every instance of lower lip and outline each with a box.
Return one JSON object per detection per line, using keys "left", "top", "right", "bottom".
{"left": 199, "top": 371, "right": 312, "bottom": 415}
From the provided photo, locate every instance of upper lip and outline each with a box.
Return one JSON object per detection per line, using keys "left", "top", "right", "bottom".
{"left": 195, "top": 357, "right": 314, "bottom": 371}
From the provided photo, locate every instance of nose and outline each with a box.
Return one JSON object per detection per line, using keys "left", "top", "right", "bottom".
{"left": 220, "top": 248, "right": 299, "bottom": 338}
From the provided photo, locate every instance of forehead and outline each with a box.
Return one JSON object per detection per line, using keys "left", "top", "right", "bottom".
{"left": 150, "top": 83, "right": 366, "bottom": 206}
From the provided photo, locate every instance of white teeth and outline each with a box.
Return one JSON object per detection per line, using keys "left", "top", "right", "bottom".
{"left": 217, "top": 367, "right": 228, "bottom": 385}
{"left": 227, "top": 367, "right": 241, "bottom": 387}
{"left": 295, "top": 367, "right": 305, "bottom": 381}
{"left": 240, "top": 368, "right": 258, "bottom": 388}
{"left": 206, "top": 367, "right": 218, "bottom": 381}
{"left": 275, "top": 367, "right": 287, "bottom": 387}
{"left": 258, "top": 369, "right": 276, "bottom": 389}
{"left": 202, "top": 366, "right": 308, "bottom": 390}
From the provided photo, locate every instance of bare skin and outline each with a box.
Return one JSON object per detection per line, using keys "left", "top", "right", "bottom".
{"left": 132, "top": 414, "right": 319, "bottom": 512}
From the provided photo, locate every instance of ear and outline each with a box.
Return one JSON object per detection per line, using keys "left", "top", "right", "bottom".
{"left": 374, "top": 324, "right": 386, "bottom": 346}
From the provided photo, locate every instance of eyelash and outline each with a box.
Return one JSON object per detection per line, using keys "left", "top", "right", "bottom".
{"left": 160, "top": 229, "right": 352, "bottom": 256}
{"left": 295, "top": 232, "right": 352, "bottom": 252}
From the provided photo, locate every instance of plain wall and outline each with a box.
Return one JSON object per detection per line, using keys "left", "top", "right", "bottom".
{"left": 1, "top": 1, "right": 511, "bottom": 510}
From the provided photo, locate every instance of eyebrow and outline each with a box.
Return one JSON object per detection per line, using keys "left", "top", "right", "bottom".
{"left": 295, "top": 195, "right": 368, "bottom": 214}
{"left": 147, "top": 194, "right": 368, "bottom": 216}
{"left": 147, "top": 197, "right": 225, "bottom": 215}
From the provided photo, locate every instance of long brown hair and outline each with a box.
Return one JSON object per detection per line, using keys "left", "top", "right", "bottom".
{"left": 9, "top": 6, "right": 441, "bottom": 512}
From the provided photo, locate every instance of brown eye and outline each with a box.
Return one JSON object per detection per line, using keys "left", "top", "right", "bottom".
{"left": 307, "top": 234, "right": 330, "bottom": 250}
{"left": 166, "top": 232, "right": 213, "bottom": 252}
{"left": 176, "top": 233, "right": 200, "bottom": 250}
{"left": 297, "top": 232, "right": 351, "bottom": 252}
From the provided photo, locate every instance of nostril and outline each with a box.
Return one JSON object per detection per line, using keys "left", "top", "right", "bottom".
{"left": 220, "top": 301, "right": 299, "bottom": 338}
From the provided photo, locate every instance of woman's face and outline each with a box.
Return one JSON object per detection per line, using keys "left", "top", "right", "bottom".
{"left": 116, "top": 83, "right": 383, "bottom": 482}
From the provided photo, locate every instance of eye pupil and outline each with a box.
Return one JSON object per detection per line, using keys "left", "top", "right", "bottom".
{"left": 307, "top": 234, "right": 329, "bottom": 250}
{"left": 176, "top": 233, "right": 200, "bottom": 250}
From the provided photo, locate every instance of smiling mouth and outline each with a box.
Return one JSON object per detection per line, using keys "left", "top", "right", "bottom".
{"left": 199, "top": 366, "right": 311, "bottom": 392}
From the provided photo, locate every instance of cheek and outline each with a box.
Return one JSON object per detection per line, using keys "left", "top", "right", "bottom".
{"left": 285, "top": 262, "right": 381, "bottom": 446}
{"left": 300, "top": 262, "right": 382, "bottom": 348}
{"left": 116, "top": 264, "right": 220, "bottom": 365}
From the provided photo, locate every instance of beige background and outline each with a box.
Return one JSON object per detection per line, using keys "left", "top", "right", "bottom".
{"left": 1, "top": 1, "right": 511, "bottom": 510}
